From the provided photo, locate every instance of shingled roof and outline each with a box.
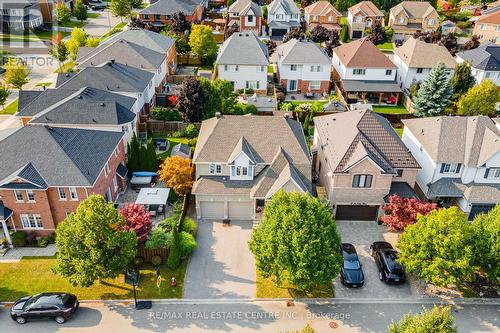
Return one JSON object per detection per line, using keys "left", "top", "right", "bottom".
{"left": 216, "top": 31, "right": 269, "bottom": 66}
{"left": 101, "top": 28, "right": 175, "bottom": 54}
{"left": 390, "top": 1, "right": 437, "bottom": 18}
{"left": 139, "top": 0, "right": 198, "bottom": 15}
{"left": 394, "top": 37, "right": 455, "bottom": 68}
{"left": 314, "top": 109, "right": 420, "bottom": 175}
{"left": 333, "top": 38, "right": 396, "bottom": 68}
{"left": 348, "top": 1, "right": 383, "bottom": 16}
{"left": 229, "top": 0, "right": 262, "bottom": 16}
{"left": 456, "top": 43, "right": 500, "bottom": 71}
{"left": 268, "top": 0, "right": 300, "bottom": 15}
{"left": 277, "top": 39, "right": 331, "bottom": 64}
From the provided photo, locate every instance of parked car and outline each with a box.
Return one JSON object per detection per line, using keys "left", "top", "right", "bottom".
{"left": 340, "top": 243, "right": 364, "bottom": 287}
{"left": 90, "top": 4, "right": 106, "bottom": 10}
{"left": 370, "top": 241, "right": 406, "bottom": 284}
{"left": 11, "top": 292, "right": 79, "bottom": 324}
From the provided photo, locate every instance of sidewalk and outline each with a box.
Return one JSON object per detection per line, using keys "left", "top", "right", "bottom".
{"left": 0, "top": 244, "right": 56, "bottom": 262}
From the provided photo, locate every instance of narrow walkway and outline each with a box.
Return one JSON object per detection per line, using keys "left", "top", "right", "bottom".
{"left": 0, "top": 244, "right": 56, "bottom": 262}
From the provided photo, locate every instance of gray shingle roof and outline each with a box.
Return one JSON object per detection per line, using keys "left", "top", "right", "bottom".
{"left": 101, "top": 28, "right": 175, "bottom": 54}
{"left": 456, "top": 43, "right": 500, "bottom": 71}
{"left": 229, "top": 0, "right": 262, "bottom": 16}
{"left": 57, "top": 62, "right": 154, "bottom": 93}
{"left": 18, "top": 87, "right": 136, "bottom": 126}
{"left": 216, "top": 31, "right": 269, "bottom": 65}
{"left": 277, "top": 39, "right": 331, "bottom": 65}
{"left": 139, "top": 0, "right": 198, "bottom": 15}
{"left": 0, "top": 126, "right": 123, "bottom": 187}
{"left": 17, "top": 90, "right": 43, "bottom": 112}
{"left": 268, "top": 0, "right": 300, "bottom": 14}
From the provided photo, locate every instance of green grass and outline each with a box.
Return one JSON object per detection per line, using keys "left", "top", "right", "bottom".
{"left": 54, "top": 60, "right": 75, "bottom": 73}
{"left": 377, "top": 42, "right": 394, "bottom": 50}
{"left": 87, "top": 13, "right": 100, "bottom": 19}
{"left": 256, "top": 269, "right": 333, "bottom": 298}
{"left": 393, "top": 127, "right": 403, "bottom": 138}
{"left": 155, "top": 137, "right": 190, "bottom": 159}
{"left": 1, "top": 31, "right": 69, "bottom": 42}
{"left": 0, "top": 256, "right": 188, "bottom": 301}
{"left": 1, "top": 99, "right": 18, "bottom": 115}
{"left": 58, "top": 20, "right": 85, "bottom": 28}
{"left": 267, "top": 65, "right": 274, "bottom": 74}
{"left": 35, "top": 82, "right": 52, "bottom": 87}
{"left": 340, "top": 17, "right": 347, "bottom": 25}
{"left": 100, "top": 22, "right": 127, "bottom": 40}
{"left": 372, "top": 105, "right": 409, "bottom": 115}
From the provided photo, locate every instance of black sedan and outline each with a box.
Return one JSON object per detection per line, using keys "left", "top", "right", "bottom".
{"left": 340, "top": 243, "right": 364, "bottom": 287}
{"left": 11, "top": 292, "right": 79, "bottom": 324}
{"left": 370, "top": 241, "right": 406, "bottom": 284}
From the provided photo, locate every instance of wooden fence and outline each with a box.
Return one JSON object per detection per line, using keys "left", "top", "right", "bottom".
{"left": 178, "top": 54, "right": 202, "bottom": 66}
{"left": 136, "top": 246, "right": 169, "bottom": 263}
{"left": 146, "top": 120, "right": 201, "bottom": 135}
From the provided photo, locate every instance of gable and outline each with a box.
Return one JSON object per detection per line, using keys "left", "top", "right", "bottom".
{"left": 344, "top": 156, "right": 385, "bottom": 174}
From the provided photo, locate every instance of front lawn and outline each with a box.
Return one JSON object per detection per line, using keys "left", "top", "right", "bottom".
{"left": 256, "top": 269, "right": 333, "bottom": 298}
{"left": 54, "top": 60, "right": 76, "bottom": 73}
{"left": 1, "top": 99, "right": 18, "bottom": 115}
{"left": 100, "top": 22, "right": 127, "bottom": 40}
{"left": 87, "top": 13, "right": 100, "bottom": 19}
{"left": 0, "top": 256, "right": 188, "bottom": 301}
{"left": 372, "top": 105, "right": 409, "bottom": 115}
{"left": 58, "top": 20, "right": 85, "bottom": 28}
{"left": 35, "top": 82, "right": 52, "bottom": 87}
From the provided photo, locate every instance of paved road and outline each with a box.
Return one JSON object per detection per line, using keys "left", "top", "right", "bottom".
{"left": 85, "top": 10, "right": 122, "bottom": 37}
{"left": 184, "top": 220, "right": 256, "bottom": 299}
{"left": 1, "top": 299, "right": 498, "bottom": 332}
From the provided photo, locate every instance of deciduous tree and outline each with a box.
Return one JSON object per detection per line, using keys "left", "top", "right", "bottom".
{"left": 310, "top": 25, "right": 330, "bottom": 43}
{"left": 49, "top": 33, "right": 69, "bottom": 69}
{"left": 325, "top": 30, "right": 340, "bottom": 57}
{"left": 413, "top": 63, "right": 453, "bottom": 117}
{"left": 74, "top": 0, "right": 88, "bottom": 22}
{"left": 397, "top": 207, "right": 474, "bottom": 287}
{"left": 177, "top": 77, "right": 207, "bottom": 122}
{"left": 189, "top": 25, "right": 217, "bottom": 65}
{"left": 158, "top": 156, "right": 193, "bottom": 196}
{"left": 388, "top": 306, "right": 457, "bottom": 333}
{"left": 441, "top": 33, "right": 458, "bottom": 55}
{"left": 381, "top": 195, "right": 438, "bottom": 232}
{"left": 110, "top": 0, "right": 132, "bottom": 21}
{"left": 0, "top": 84, "right": 10, "bottom": 110}
{"left": 54, "top": 195, "right": 137, "bottom": 287}
{"left": 3, "top": 58, "right": 30, "bottom": 90}
{"left": 119, "top": 203, "right": 153, "bottom": 244}
{"left": 282, "top": 28, "right": 306, "bottom": 43}
{"left": 171, "top": 12, "right": 191, "bottom": 35}
{"left": 464, "top": 35, "right": 480, "bottom": 50}
{"left": 249, "top": 191, "right": 343, "bottom": 291}
{"left": 456, "top": 79, "right": 500, "bottom": 116}
{"left": 264, "top": 39, "right": 277, "bottom": 56}
{"left": 367, "top": 23, "right": 387, "bottom": 45}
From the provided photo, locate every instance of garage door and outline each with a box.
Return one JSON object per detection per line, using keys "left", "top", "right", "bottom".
{"left": 228, "top": 201, "right": 253, "bottom": 220}
{"left": 200, "top": 201, "right": 224, "bottom": 220}
{"left": 271, "top": 28, "right": 287, "bottom": 37}
{"left": 352, "top": 30, "right": 363, "bottom": 39}
{"left": 468, "top": 204, "right": 495, "bottom": 220}
{"left": 335, "top": 205, "right": 379, "bottom": 221}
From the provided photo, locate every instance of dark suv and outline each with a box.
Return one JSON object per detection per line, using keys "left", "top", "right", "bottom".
{"left": 340, "top": 243, "right": 364, "bottom": 287}
{"left": 370, "top": 241, "right": 406, "bottom": 284}
{"left": 11, "top": 292, "right": 79, "bottom": 324}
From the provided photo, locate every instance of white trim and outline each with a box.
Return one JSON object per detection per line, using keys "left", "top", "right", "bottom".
{"left": 343, "top": 156, "right": 386, "bottom": 173}
{"left": 265, "top": 176, "right": 307, "bottom": 198}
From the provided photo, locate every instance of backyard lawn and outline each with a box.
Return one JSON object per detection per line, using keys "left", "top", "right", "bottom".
{"left": 393, "top": 127, "right": 403, "bottom": 138}
{"left": 1, "top": 99, "right": 18, "bottom": 115}
{"left": 377, "top": 42, "right": 394, "bottom": 50}
{"left": 155, "top": 136, "right": 190, "bottom": 159}
{"left": 372, "top": 105, "right": 409, "bottom": 115}
{"left": 0, "top": 256, "right": 188, "bottom": 301}
{"left": 256, "top": 270, "right": 333, "bottom": 298}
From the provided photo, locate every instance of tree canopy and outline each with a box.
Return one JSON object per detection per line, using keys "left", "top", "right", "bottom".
{"left": 0, "top": 84, "right": 11, "bottom": 110}
{"left": 110, "top": 0, "right": 132, "bottom": 21}
{"left": 74, "top": 0, "right": 88, "bottom": 22}
{"left": 158, "top": 156, "right": 193, "bottom": 196}
{"left": 119, "top": 203, "right": 153, "bottom": 244}
{"left": 177, "top": 77, "right": 207, "bottom": 122}
{"left": 381, "top": 194, "right": 437, "bottom": 232}
{"left": 56, "top": 3, "right": 71, "bottom": 24}
{"left": 3, "top": 58, "right": 30, "bottom": 90}
{"left": 450, "top": 62, "right": 475, "bottom": 101}
{"left": 170, "top": 12, "right": 191, "bottom": 35}
{"left": 189, "top": 25, "right": 217, "bottom": 65}
{"left": 413, "top": 63, "right": 453, "bottom": 117}
{"left": 457, "top": 79, "right": 500, "bottom": 116}
{"left": 388, "top": 306, "right": 457, "bottom": 333}
{"left": 249, "top": 191, "right": 343, "bottom": 291}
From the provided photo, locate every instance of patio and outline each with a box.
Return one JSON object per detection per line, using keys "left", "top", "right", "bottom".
{"left": 339, "top": 80, "right": 401, "bottom": 105}
{"left": 284, "top": 92, "right": 330, "bottom": 102}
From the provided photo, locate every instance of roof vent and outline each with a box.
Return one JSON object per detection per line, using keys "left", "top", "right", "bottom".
{"left": 100, "top": 103, "right": 105, "bottom": 107}
{"left": 77, "top": 95, "right": 82, "bottom": 99}
{"left": 421, "top": 129, "right": 424, "bottom": 134}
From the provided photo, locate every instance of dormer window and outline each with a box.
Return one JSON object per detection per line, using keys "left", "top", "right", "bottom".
{"left": 440, "top": 163, "right": 461, "bottom": 174}
{"left": 247, "top": 15, "right": 253, "bottom": 22}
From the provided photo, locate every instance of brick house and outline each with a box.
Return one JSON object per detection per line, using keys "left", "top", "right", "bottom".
{"left": 228, "top": 0, "right": 262, "bottom": 35}
{"left": 0, "top": 126, "right": 127, "bottom": 245}
{"left": 347, "top": 1, "right": 384, "bottom": 39}
{"left": 304, "top": 1, "right": 342, "bottom": 32}
{"left": 137, "top": 0, "right": 203, "bottom": 27}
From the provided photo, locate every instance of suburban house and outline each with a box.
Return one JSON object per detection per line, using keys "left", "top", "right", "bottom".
{"left": 0, "top": 126, "right": 127, "bottom": 245}
{"left": 347, "top": 1, "right": 384, "bottom": 39}
{"left": 76, "top": 39, "right": 169, "bottom": 94}
{"left": 456, "top": 43, "right": 500, "bottom": 86}
{"left": 402, "top": 116, "right": 500, "bottom": 220}
{"left": 215, "top": 31, "right": 269, "bottom": 94}
{"left": 276, "top": 39, "right": 332, "bottom": 94}
{"left": 267, "top": 0, "right": 301, "bottom": 38}
{"left": 192, "top": 114, "right": 311, "bottom": 221}
{"left": 227, "top": 0, "right": 262, "bottom": 35}
{"left": 313, "top": 109, "right": 420, "bottom": 221}
{"left": 137, "top": 0, "right": 203, "bottom": 27}
{"left": 16, "top": 87, "right": 137, "bottom": 142}
{"left": 472, "top": 11, "right": 500, "bottom": 44}
{"left": 332, "top": 38, "right": 401, "bottom": 105}
{"left": 393, "top": 37, "right": 456, "bottom": 91}
{"left": 100, "top": 28, "right": 177, "bottom": 76}
{"left": 0, "top": 0, "right": 43, "bottom": 31}
{"left": 388, "top": 1, "right": 440, "bottom": 41}
{"left": 56, "top": 62, "right": 156, "bottom": 127}
{"left": 304, "top": 1, "right": 342, "bottom": 32}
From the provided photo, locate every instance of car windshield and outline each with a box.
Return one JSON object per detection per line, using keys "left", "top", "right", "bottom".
{"left": 344, "top": 260, "right": 361, "bottom": 270}
{"left": 23, "top": 295, "right": 41, "bottom": 308}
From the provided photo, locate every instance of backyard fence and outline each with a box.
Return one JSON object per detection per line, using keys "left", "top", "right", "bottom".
{"left": 136, "top": 246, "right": 169, "bottom": 263}
{"left": 146, "top": 120, "right": 201, "bottom": 135}
{"left": 178, "top": 54, "right": 202, "bottom": 66}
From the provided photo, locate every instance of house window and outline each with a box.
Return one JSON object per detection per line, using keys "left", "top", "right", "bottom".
{"left": 242, "top": 167, "right": 248, "bottom": 176}
{"left": 235, "top": 65, "right": 239, "bottom": 71}
{"left": 154, "top": 14, "right": 161, "bottom": 20}
{"left": 479, "top": 24, "right": 486, "bottom": 30}
{"left": 485, "top": 168, "right": 500, "bottom": 179}
{"left": 485, "top": 72, "right": 492, "bottom": 78}
{"left": 496, "top": 26, "right": 500, "bottom": 32}
{"left": 58, "top": 187, "right": 67, "bottom": 200}
{"left": 313, "top": 15, "right": 318, "bottom": 21}
{"left": 113, "top": 176, "right": 118, "bottom": 192}
{"left": 276, "top": 14, "right": 283, "bottom": 20}
{"left": 310, "top": 81, "right": 321, "bottom": 90}
{"left": 386, "top": 69, "right": 392, "bottom": 76}
{"left": 366, "top": 18, "right": 372, "bottom": 27}
{"left": 21, "top": 214, "right": 43, "bottom": 229}
{"left": 290, "top": 64, "right": 297, "bottom": 71}
{"left": 260, "top": 66, "right": 265, "bottom": 72}
{"left": 216, "top": 164, "right": 222, "bottom": 174}
{"left": 69, "top": 187, "right": 78, "bottom": 200}
{"left": 310, "top": 65, "right": 321, "bottom": 72}
{"left": 122, "top": 125, "right": 129, "bottom": 133}
{"left": 104, "top": 162, "right": 110, "bottom": 177}
{"left": 355, "top": 16, "right": 363, "bottom": 23}
{"left": 26, "top": 190, "right": 35, "bottom": 202}
{"left": 15, "top": 190, "right": 24, "bottom": 202}
{"left": 224, "top": 65, "right": 228, "bottom": 71}
{"left": 165, "top": 15, "right": 171, "bottom": 20}
{"left": 246, "top": 81, "right": 260, "bottom": 89}
{"left": 352, "top": 174, "right": 373, "bottom": 188}
{"left": 440, "top": 163, "right": 461, "bottom": 174}
{"left": 398, "top": 17, "right": 405, "bottom": 24}
{"left": 328, "top": 16, "right": 333, "bottom": 22}
{"left": 144, "top": 14, "right": 150, "bottom": 19}
{"left": 105, "top": 187, "right": 112, "bottom": 202}
{"left": 247, "top": 15, "right": 253, "bottom": 22}
{"left": 428, "top": 19, "right": 435, "bottom": 25}
{"left": 353, "top": 68, "right": 366, "bottom": 75}
{"left": 396, "top": 169, "right": 403, "bottom": 177}
{"left": 416, "top": 68, "right": 423, "bottom": 74}
{"left": 209, "top": 164, "right": 222, "bottom": 174}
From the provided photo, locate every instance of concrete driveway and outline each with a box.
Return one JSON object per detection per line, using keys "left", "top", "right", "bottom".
{"left": 334, "top": 221, "right": 419, "bottom": 299}
{"left": 183, "top": 220, "right": 256, "bottom": 299}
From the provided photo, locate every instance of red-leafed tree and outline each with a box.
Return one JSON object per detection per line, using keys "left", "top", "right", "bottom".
{"left": 381, "top": 195, "right": 438, "bottom": 232}
{"left": 119, "top": 203, "right": 153, "bottom": 244}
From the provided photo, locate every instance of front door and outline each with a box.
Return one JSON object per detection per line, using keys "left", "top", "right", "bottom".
{"left": 288, "top": 80, "right": 297, "bottom": 91}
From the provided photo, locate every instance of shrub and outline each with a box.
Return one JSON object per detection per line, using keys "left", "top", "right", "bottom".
{"left": 0, "top": 237, "right": 7, "bottom": 246}
{"left": 26, "top": 231, "right": 37, "bottom": 246}
{"left": 245, "top": 104, "right": 258, "bottom": 114}
{"left": 151, "top": 107, "right": 183, "bottom": 121}
{"left": 179, "top": 231, "right": 197, "bottom": 258}
{"left": 10, "top": 231, "right": 26, "bottom": 247}
{"left": 187, "top": 138, "right": 197, "bottom": 148}
{"left": 151, "top": 255, "right": 163, "bottom": 266}
{"left": 38, "top": 237, "right": 49, "bottom": 248}
{"left": 46, "top": 233, "right": 56, "bottom": 244}
{"left": 171, "top": 131, "right": 182, "bottom": 138}
{"left": 183, "top": 123, "right": 199, "bottom": 138}
{"left": 145, "top": 229, "right": 169, "bottom": 249}
{"left": 133, "top": 256, "right": 144, "bottom": 267}
{"left": 276, "top": 92, "right": 285, "bottom": 102}
{"left": 181, "top": 217, "right": 197, "bottom": 236}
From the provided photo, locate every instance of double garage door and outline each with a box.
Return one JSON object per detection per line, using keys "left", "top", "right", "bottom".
{"left": 335, "top": 205, "right": 379, "bottom": 221}
{"left": 199, "top": 200, "right": 254, "bottom": 220}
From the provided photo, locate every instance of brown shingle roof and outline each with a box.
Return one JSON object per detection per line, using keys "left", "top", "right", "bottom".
{"left": 333, "top": 38, "right": 396, "bottom": 68}
{"left": 305, "top": 1, "right": 341, "bottom": 16}
{"left": 476, "top": 11, "right": 500, "bottom": 25}
{"left": 348, "top": 1, "right": 383, "bottom": 16}
{"left": 390, "top": 1, "right": 437, "bottom": 18}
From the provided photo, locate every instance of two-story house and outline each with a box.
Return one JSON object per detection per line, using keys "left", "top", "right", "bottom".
{"left": 0, "top": 125, "right": 127, "bottom": 246}
{"left": 192, "top": 114, "right": 311, "bottom": 221}
{"left": 389, "top": 1, "right": 440, "bottom": 41}
{"left": 267, "top": 0, "right": 301, "bottom": 38}
{"left": 227, "top": 0, "right": 262, "bottom": 35}
{"left": 0, "top": 0, "right": 42, "bottom": 32}
{"left": 137, "top": 0, "right": 203, "bottom": 27}
{"left": 16, "top": 87, "right": 137, "bottom": 142}
{"left": 304, "top": 1, "right": 342, "bottom": 32}
{"left": 276, "top": 39, "right": 331, "bottom": 94}
{"left": 473, "top": 11, "right": 500, "bottom": 45}
{"left": 215, "top": 31, "right": 269, "bottom": 93}
{"left": 332, "top": 38, "right": 401, "bottom": 104}
{"left": 402, "top": 116, "right": 500, "bottom": 220}
{"left": 393, "top": 37, "right": 456, "bottom": 91}
{"left": 313, "top": 109, "right": 420, "bottom": 220}
{"left": 347, "top": 1, "right": 384, "bottom": 39}
{"left": 456, "top": 43, "right": 500, "bottom": 86}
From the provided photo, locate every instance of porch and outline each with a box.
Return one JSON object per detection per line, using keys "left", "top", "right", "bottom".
{"left": 339, "top": 80, "right": 401, "bottom": 105}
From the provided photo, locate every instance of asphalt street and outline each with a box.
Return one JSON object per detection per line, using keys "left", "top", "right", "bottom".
{"left": 1, "top": 299, "right": 498, "bottom": 333}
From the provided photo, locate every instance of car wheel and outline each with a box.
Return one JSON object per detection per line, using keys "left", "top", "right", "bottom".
{"left": 55, "top": 316, "right": 66, "bottom": 324}
{"left": 379, "top": 271, "right": 383, "bottom": 281}
{"left": 15, "top": 316, "right": 27, "bottom": 324}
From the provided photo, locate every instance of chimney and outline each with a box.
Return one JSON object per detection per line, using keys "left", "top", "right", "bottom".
{"left": 215, "top": 112, "right": 222, "bottom": 119}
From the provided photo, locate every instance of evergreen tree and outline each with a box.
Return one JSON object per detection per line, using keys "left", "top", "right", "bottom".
{"left": 450, "top": 62, "right": 475, "bottom": 101}
{"left": 74, "top": 0, "right": 88, "bottom": 22}
{"left": 0, "top": 84, "right": 10, "bottom": 110}
{"left": 146, "top": 138, "right": 158, "bottom": 171}
{"left": 138, "top": 143, "right": 148, "bottom": 171}
{"left": 167, "top": 224, "right": 181, "bottom": 269}
{"left": 413, "top": 63, "right": 453, "bottom": 117}
{"left": 126, "top": 132, "right": 140, "bottom": 172}
{"left": 340, "top": 23, "right": 349, "bottom": 43}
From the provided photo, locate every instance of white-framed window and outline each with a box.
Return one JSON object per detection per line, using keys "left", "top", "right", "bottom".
{"left": 121, "top": 125, "right": 129, "bottom": 133}
{"left": 310, "top": 65, "right": 321, "bottom": 72}
{"left": 290, "top": 64, "right": 297, "bottom": 71}
{"left": 235, "top": 65, "right": 239, "bottom": 71}
{"left": 104, "top": 162, "right": 110, "bottom": 177}
{"left": 260, "top": 66, "right": 265, "bottom": 72}
{"left": 440, "top": 163, "right": 461, "bottom": 174}
{"left": 246, "top": 81, "right": 260, "bottom": 89}
{"left": 113, "top": 176, "right": 118, "bottom": 192}
{"left": 485, "top": 168, "right": 500, "bottom": 179}
{"left": 479, "top": 24, "right": 486, "bottom": 30}
{"left": 355, "top": 16, "right": 363, "bottom": 23}
{"left": 69, "top": 187, "right": 78, "bottom": 200}
{"left": 26, "top": 190, "right": 35, "bottom": 202}
{"left": 224, "top": 65, "right": 228, "bottom": 71}
{"left": 14, "top": 190, "right": 24, "bottom": 202}
{"left": 398, "top": 16, "right": 405, "bottom": 24}
{"left": 352, "top": 174, "right": 373, "bottom": 188}
{"left": 58, "top": 187, "right": 67, "bottom": 200}
{"left": 276, "top": 14, "right": 283, "bottom": 20}
{"left": 416, "top": 68, "right": 423, "bottom": 74}
{"left": 485, "top": 72, "right": 492, "bottom": 78}
{"left": 428, "top": 18, "right": 435, "bottom": 25}
{"left": 310, "top": 81, "right": 321, "bottom": 90}
{"left": 313, "top": 15, "right": 318, "bottom": 21}
{"left": 247, "top": 14, "right": 253, "bottom": 22}
{"left": 496, "top": 26, "right": 500, "bottom": 32}
{"left": 353, "top": 68, "right": 366, "bottom": 75}
{"left": 20, "top": 214, "right": 43, "bottom": 229}
{"left": 366, "top": 18, "right": 372, "bottom": 27}
{"left": 386, "top": 69, "right": 392, "bottom": 76}
{"left": 209, "top": 164, "right": 222, "bottom": 174}
{"left": 328, "top": 16, "right": 333, "bottom": 22}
